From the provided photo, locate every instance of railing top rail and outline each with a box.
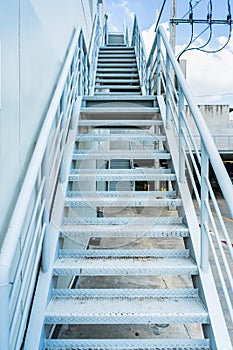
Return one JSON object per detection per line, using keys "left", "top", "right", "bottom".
{"left": 148, "top": 25, "right": 233, "bottom": 218}
{"left": 0, "top": 26, "right": 83, "bottom": 280}
{"left": 131, "top": 15, "right": 147, "bottom": 54}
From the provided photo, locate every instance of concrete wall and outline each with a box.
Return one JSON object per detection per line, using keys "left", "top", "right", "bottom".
{"left": 185, "top": 105, "right": 233, "bottom": 152}
{"left": 0, "top": 0, "right": 98, "bottom": 239}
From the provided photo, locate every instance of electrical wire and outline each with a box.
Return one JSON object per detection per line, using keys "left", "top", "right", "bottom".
{"left": 177, "top": 0, "right": 232, "bottom": 58}
{"left": 177, "top": 0, "right": 194, "bottom": 61}
{"left": 181, "top": 0, "right": 203, "bottom": 20}
{"left": 154, "top": 0, "right": 167, "bottom": 33}
{"left": 180, "top": 0, "right": 213, "bottom": 55}
{"left": 197, "top": 0, "right": 232, "bottom": 54}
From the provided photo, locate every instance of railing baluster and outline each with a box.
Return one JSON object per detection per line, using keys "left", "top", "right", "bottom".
{"left": 178, "top": 87, "right": 185, "bottom": 183}
{"left": 200, "top": 141, "right": 209, "bottom": 271}
{"left": 165, "top": 55, "right": 171, "bottom": 129}
{"left": 156, "top": 34, "right": 161, "bottom": 95}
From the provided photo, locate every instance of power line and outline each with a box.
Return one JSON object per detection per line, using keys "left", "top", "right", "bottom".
{"left": 174, "top": 0, "right": 233, "bottom": 59}
{"left": 154, "top": 0, "right": 167, "bottom": 33}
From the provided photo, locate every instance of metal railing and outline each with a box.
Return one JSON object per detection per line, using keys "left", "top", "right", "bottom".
{"left": 146, "top": 23, "right": 233, "bottom": 338}
{"left": 131, "top": 16, "right": 147, "bottom": 95}
{"left": 0, "top": 19, "right": 100, "bottom": 349}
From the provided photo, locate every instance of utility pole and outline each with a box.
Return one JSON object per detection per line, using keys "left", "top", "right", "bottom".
{"left": 170, "top": 0, "right": 176, "bottom": 53}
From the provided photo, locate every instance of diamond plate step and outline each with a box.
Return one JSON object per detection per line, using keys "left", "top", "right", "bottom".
{"left": 54, "top": 249, "right": 197, "bottom": 276}
{"left": 96, "top": 68, "right": 138, "bottom": 72}
{"left": 95, "top": 85, "right": 140, "bottom": 90}
{"left": 72, "top": 150, "right": 171, "bottom": 160}
{"left": 95, "top": 79, "right": 140, "bottom": 84}
{"left": 98, "top": 58, "right": 136, "bottom": 62}
{"left": 96, "top": 73, "right": 139, "bottom": 77}
{"left": 94, "top": 92, "right": 142, "bottom": 95}
{"left": 76, "top": 134, "right": 165, "bottom": 142}
{"left": 61, "top": 223, "right": 189, "bottom": 238}
{"left": 63, "top": 216, "right": 184, "bottom": 226}
{"left": 67, "top": 190, "right": 176, "bottom": 197}
{"left": 69, "top": 169, "right": 176, "bottom": 181}
{"left": 45, "top": 288, "right": 209, "bottom": 325}
{"left": 78, "top": 120, "right": 162, "bottom": 127}
{"left": 44, "top": 338, "right": 210, "bottom": 350}
{"left": 97, "top": 63, "right": 137, "bottom": 67}
{"left": 80, "top": 107, "right": 159, "bottom": 116}
{"left": 65, "top": 197, "right": 182, "bottom": 208}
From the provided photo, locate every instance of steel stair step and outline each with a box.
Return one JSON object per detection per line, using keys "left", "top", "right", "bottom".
{"left": 98, "top": 58, "right": 136, "bottom": 62}
{"left": 61, "top": 223, "right": 189, "bottom": 238}
{"left": 63, "top": 216, "right": 184, "bottom": 226}
{"left": 97, "top": 63, "right": 137, "bottom": 67}
{"left": 45, "top": 288, "right": 209, "bottom": 325}
{"left": 96, "top": 72, "right": 139, "bottom": 77}
{"left": 65, "top": 196, "right": 182, "bottom": 207}
{"left": 95, "top": 85, "right": 141, "bottom": 90}
{"left": 69, "top": 169, "right": 176, "bottom": 181}
{"left": 72, "top": 150, "right": 171, "bottom": 160}
{"left": 94, "top": 92, "right": 142, "bottom": 95}
{"left": 67, "top": 190, "right": 176, "bottom": 197}
{"left": 95, "top": 79, "right": 140, "bottom": 84}
{"left": 76, "top": 133, "right": 165, "bottom": 142}
{"left": 97, "top": 68, "right": 138, "bottom": 72}
{"left": 80, "top": 107, "right": 159, "bottom": 115}
{"left": 53, "top": 249, "right": 197, "bottom": 276}
{"left": 44, "top": 338, "right": 210, "bottom": 350}
{"left": 83, "top": 95, "right": 157, "bottom": 101}
{"left": 78, "top": 120, "right": 162, "bottom": 127}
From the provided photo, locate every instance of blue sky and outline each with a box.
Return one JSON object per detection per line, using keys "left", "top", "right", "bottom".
{"left": 105, "top": 0, "right": 233, "bottom": 106}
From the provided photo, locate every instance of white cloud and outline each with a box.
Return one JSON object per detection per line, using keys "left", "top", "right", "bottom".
{"left": 112, "top": 0, "right": 134, "bottom": 22}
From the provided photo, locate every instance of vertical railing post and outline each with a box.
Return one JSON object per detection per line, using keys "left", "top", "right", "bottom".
{"left": 78, "top": 36, "right": 83, "bottom": 95}
{"left": 178, "top": 85, "right": 186, "bottom": 183}
{"left": 156, "top": 33, "right": 161, "bottom": 95}
{"left": 41, "top": 148, "right": 50, "bottom": 272}
{"left": 200, "top": 141, "right": 209, "bottom": 271}
{"left": 165, "top": 55, "right": 171, "bottom": 129}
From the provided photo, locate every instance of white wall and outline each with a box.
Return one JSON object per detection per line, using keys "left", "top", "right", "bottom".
{"left": 0, "top": 0, "right": 98, "bottom": 240}
{"left": 185, "top": 105, "right": 233, "bottom": 152}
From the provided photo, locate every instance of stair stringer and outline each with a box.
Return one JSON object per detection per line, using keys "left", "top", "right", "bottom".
{"left": 157, "top": 95, "right": 232, "bottom": 350}
{"left": 23, "top": 99, "right": 84, "bottom": 350}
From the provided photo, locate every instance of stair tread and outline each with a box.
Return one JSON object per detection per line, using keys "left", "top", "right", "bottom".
{"left": 95, "top": 85, "right": 141, "bottom": 89}
{"left": 45, "top": 288, "right": 208, "bottom": 324}
{"left": 67, "top": 190, "right": 176, "bottom": 197}
{"left": 63, "top": 217, "right": 184, "bottom": 226}
{"left": 72, "top": 150, "right": 171, "bottom": 160}
{"left": 78, "top": 120, "right": 162, "bottom": 126}
{"left": 61, "top": 224, "right": 189, "bottom": 238}
{"left": 76, "top": 133, "right": 164, "bottom": 141}
{"left": 54, "top": 250, "right": 197, "bottom": 276}
{"left": 44, "top": 338, "right": 210, "bottom": 350}
{"left": 80, "top": 107, "right": 159, "bottom": 115}
{"left": 65, "top": 197, "right": 182, "bottom": 207}
{"left": 95, "top": 79, "right": 140, "bottom": 83}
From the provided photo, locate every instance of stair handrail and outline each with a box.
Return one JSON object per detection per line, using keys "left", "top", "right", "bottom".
{"left": 0, "top": 22, "right": 96, "bottom": 349}
{"left": 146, "top": 24, "right": 233, "bottom": 339}
{"left": 131, "top": 15, "right": 147, "bottom": 94}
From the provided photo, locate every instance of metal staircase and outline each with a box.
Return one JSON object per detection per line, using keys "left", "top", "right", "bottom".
{"left": 44, "top": 92, "right": 212, "bottom": 350}
{"left": 0, "top": 13, "right": 232, "bottom": 350}
{"left": 41, "top": 42, "right": 231, "bottom": 348}
{"left": 95, "top": 47, "right": 141, "bottom": 95}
